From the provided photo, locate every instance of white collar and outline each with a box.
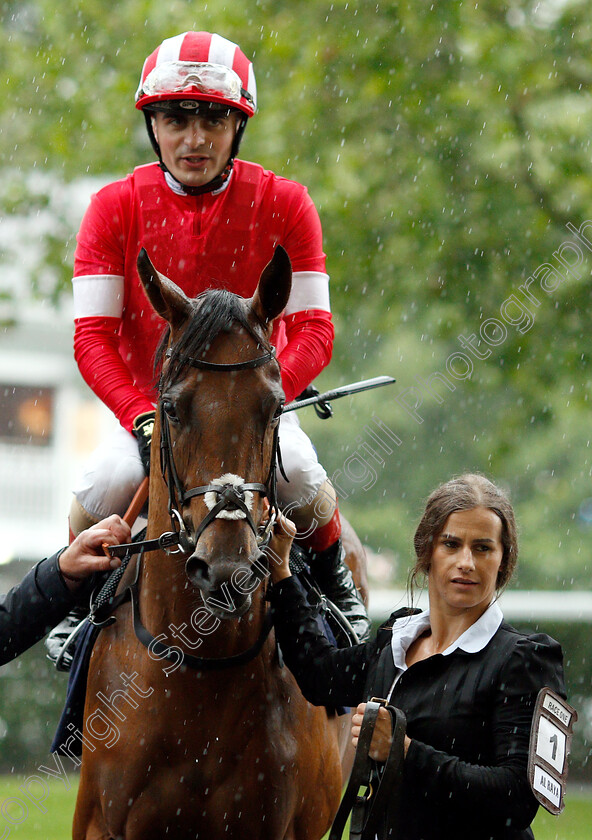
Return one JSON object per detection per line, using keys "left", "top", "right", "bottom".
{"left": 163, "top": 170, "right": 187, "bottom": 196}
{"left": 390, "top": 600, "right": 504, "bottom": 673}
{"left": 163, "top": 167, "right": 233, "bottom": 197}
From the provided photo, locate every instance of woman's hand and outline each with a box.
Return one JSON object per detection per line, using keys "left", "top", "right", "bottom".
{"left": 351, "top": 703, "right": 412, "bottom": 761}
{"left": 351, "top": 703, "right": 394, "bottom": 762}
{"left": 265, "top": 507, "right": 296, "bottom": 583}
{"left": 58, "top": 515, "right": 131, "bottom": 590}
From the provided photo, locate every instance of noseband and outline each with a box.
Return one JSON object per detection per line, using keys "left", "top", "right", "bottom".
{"left": 159, "top": 344, "right": 283, "bottom": 555}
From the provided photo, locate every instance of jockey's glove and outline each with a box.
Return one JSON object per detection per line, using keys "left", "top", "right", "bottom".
{"left": 132, "top": 410, "right": 156, "bottom": 475}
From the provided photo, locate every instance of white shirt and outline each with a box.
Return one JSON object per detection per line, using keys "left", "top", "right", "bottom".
{"left": 386, "top": 600, "right": 504, "bottom": 703}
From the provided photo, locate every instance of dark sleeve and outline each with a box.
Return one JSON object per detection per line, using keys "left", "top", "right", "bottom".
{"left": 270, "top": 576, "right": 378, "bottom": 707}
{"left": 404, "top": 632, "right": 566, "bottom": 833}
{"left": 0, "top": 553, "right": 78, "bottom": 665}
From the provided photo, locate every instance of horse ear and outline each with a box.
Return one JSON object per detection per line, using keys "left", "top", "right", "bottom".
{"left": 251, "top": 246, "right": 292, "bottom": 325}
{"left": 137, "top": 248, "right": 193, "bottom": 329}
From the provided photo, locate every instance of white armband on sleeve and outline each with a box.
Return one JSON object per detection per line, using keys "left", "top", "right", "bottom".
{"left": 284, "top": 271, "right": 330, "bottom": 316}
{"left": 72, "top": 274, "right": 125, "bottom": 319}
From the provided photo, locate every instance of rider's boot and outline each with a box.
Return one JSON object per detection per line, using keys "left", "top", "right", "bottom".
{"left": 45, "top": 508, "right": 95, "bottom": 671}
{"left": 307, "top": 537, "right": 371, "bottom": 644}
{"left": 292, "top": 483, "right": 371, "bottom": 645}
{"left": 45, "top": 605, "right": 89, "bottom": 671}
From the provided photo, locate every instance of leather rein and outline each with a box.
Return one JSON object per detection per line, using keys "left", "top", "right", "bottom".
{"left": 95, "top": 340, "right": 284, "bottom": 670}
{"left": 107, "top": 343, "right": 282, "bottom": 561}
{"left": 158, "top": 344, "right": 282, "bottom": 555}
{"left": 329, "top": 699, "right": 407, "bottom": 840}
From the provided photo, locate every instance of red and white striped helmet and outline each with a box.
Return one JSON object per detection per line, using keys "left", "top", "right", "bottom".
{"left": 135, "top": 31, "right": 257, "bottom": 118}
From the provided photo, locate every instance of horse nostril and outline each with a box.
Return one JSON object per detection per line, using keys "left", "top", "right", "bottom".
{"left": 185, "top": 555, "right": 210, "bottom": 587}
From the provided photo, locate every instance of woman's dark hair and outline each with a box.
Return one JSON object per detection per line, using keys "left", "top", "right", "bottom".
{"left": 409, "top": 473, "right": 518, "bottom": 595}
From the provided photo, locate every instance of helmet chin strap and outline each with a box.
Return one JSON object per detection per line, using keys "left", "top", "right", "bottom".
{"left": 144, "top": 110, "right": 247, "bottom": 197}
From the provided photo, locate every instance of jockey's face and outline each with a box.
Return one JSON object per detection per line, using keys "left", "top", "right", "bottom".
{"left": 153, "top": 108, "right": 240, "bottom": 188}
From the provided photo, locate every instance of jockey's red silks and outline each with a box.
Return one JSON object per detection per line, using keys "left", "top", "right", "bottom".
{"left": 299, "top": 507, "right": 342, "bottom": 553}
{"left": 73, "top": 161, "right": 334, "bottom": 432}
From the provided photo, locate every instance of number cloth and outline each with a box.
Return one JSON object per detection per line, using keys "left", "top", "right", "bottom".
{"left": 270, "top": 580, "right": 566, "bottom": 840}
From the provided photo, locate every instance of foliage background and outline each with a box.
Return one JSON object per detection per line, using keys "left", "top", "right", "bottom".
{"left": 0, "top": 0, "right": 591, "bottom": 784}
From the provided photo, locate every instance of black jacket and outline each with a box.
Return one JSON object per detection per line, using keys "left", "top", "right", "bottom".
{"left": 270, "top": 577, "right": 566, "bottom": 840}
{"left": 0, "top": 552, "right": 78, "bottom": 665}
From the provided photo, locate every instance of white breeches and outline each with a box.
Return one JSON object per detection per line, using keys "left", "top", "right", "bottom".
{"left": 73, "top": 411, "right": 327, "bottom": 521}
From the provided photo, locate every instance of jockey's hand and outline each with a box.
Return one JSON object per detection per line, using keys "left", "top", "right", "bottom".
{"left": 264, "top": 506, "right": 296, "bottom": 583}
{"left": 132, "top": 410, "right": 156, "bottom": 475}
{"left": 59, "top": 515, "right": 131, "bottom": 591}
{"left": 351, "top": 703, "right": 412, "bottom": 761}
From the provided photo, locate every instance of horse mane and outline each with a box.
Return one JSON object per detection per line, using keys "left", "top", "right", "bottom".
{"left": 155, "top": 288, "right": 270, "bottom": 391}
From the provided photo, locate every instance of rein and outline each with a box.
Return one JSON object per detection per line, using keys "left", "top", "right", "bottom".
{"left": 106, "top": 343, "right": 282, "bottom": 561}
{"left": 90, "top": 545, "right": 275, "bottom": 671}
{"left": 158, "top": 344, "right": 282, "bottom": 553}
{"left": 329, "top": 699, "right": 407, "bottom": 840}
{"left": 130, "top": 557, "right": 275, "bottom": 672}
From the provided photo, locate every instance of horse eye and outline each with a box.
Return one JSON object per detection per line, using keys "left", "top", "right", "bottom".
{"left": 162, "top": 399, "right": 179, "bottom": 423}
{"left": 272, "top": 403, "right": 284, "bottom": 422}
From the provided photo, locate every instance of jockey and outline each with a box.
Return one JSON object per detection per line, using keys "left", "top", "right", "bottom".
{"left": 47, "top": 31, "right": 370, "bottom": 664}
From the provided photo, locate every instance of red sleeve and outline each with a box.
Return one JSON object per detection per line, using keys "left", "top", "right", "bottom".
{"left": 277, "top": 310, "right": 334, "bottom": 403}
{"left": 74, "top": 178, "right": 131, "bottom": 278}
{"left": 73, "top": 316, "right": 154, "bottom": 432}
{"left": 282, "top": 187, "right": 326, "bottom": 274}
{"left": 274, "top": 179, "right": 333, "bottom": 401}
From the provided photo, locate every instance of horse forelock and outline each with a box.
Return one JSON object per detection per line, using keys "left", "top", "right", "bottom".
{"left": 155, "top": 288, "right": 271, "bottom": 391}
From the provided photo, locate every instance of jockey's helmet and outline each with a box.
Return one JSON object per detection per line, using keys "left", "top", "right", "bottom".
{"left": 135, "top": 32, "right": 257, "bottom": 193}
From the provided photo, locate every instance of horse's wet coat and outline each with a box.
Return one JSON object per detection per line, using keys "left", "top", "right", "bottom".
{"left": 72, "top": 248, "right": 349, "bottom": 840}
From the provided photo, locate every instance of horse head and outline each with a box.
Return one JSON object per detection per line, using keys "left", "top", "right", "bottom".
{"left": 137, "top": 246, "right": 291, "bottom": 619}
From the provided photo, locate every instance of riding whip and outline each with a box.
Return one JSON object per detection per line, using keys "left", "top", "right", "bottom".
{"left": 284, "top": 376, "right": 396, "bottom": 419}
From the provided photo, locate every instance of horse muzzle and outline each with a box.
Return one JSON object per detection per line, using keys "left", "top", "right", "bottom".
{"left": 185, "top": 551, "right": 266, "bottom": 620}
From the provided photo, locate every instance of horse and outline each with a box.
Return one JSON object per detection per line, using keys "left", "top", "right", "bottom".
{"left": 72, "top": 245, "right": 367, "bottom": 840}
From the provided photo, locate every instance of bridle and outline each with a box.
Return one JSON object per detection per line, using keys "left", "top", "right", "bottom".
{"left": 158, "top": 343, "right": 283, "bottom": 557}
{"left": 94, "top": 334, "right": 284, "bottom": 669}
{"left": 106, "top": 340, "right": 283, "bottom": 563}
